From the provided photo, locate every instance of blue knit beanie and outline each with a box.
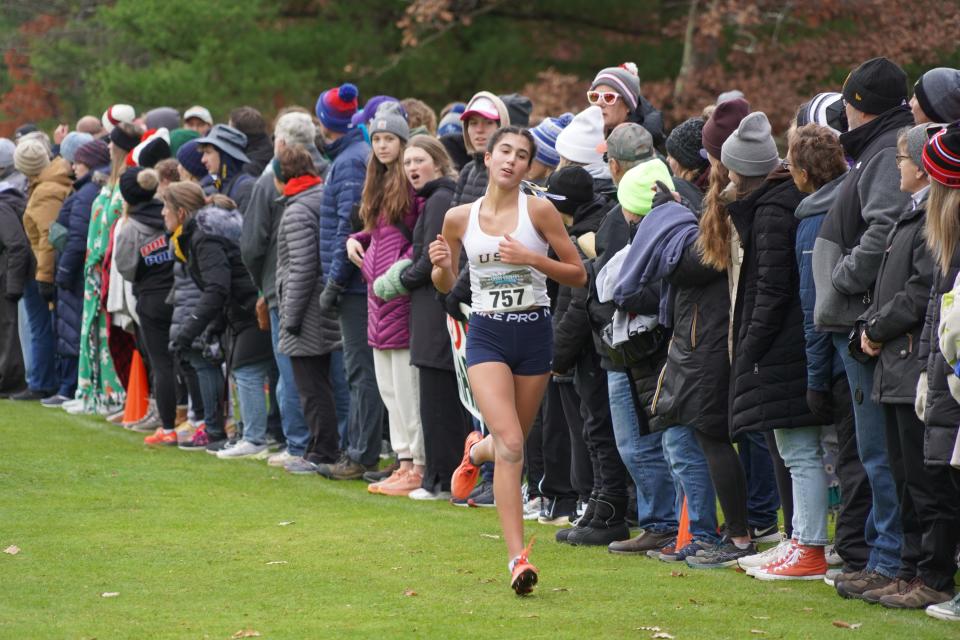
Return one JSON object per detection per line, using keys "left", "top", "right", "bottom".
{"left": 176, "top": 139, "right": 207, "bottom": 180}
{"left": 530, "top": 113, "right": 574, "bottom": 168}
{"left": 315, "top": 83, "right": 359, "bottom": 133}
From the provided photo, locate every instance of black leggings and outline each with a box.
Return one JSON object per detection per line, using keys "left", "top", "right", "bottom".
{"left": 290, "top": 354, "right": 339, "bottom": 464}
{"left": 418, "top": 366, "right": 472, "bottom": 492}
{"left": 765, "top": 430, "right": 794, "bottom": 538}
{"left": 695, "top": 430, "right": 749, "bottom": 538}
{"left": 136, "top": 294, "right": 177, "bottom": 430}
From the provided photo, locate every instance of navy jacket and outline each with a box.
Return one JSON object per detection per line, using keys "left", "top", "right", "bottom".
{"left": 320, "top": 128, "right": 369, "bottom": 294}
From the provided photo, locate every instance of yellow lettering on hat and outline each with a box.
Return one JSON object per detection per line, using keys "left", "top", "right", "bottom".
{"left": 855, "top": 93, "right": 861, "bottom": 101}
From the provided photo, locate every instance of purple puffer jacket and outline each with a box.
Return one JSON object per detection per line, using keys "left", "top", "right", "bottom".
{"left": 352, "top": 201, "right": 422, "bottom": 349}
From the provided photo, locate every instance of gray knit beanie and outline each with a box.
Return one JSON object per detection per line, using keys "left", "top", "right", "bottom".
{"left": 0, "top": 138, "right": 15, "bottom": 174}
{"left": 914, "top": 67, "right": 960, "bottom": 123}
{"left": 60, "top": 131, "right": 93, "bottom": 164}
{"left": 904, "top": 123, "right": 934, "bottom": 168}
{"left": 14, "top": 137, "right": 51, "bottom": 177}
{"left": 368, "top": 102, "right": 410, "bottom": 143}
{"left": 721, "top": 112, "right": 780, "bottom": 177}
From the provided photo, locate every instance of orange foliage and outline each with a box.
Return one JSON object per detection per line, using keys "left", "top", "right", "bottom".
{"left": 0, "top": 15, "right": 62, "bottom": 138}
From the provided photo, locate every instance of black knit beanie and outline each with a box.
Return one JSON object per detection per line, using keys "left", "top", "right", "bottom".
{"left": 546, "top": 166, "right": 594, "bottom": 215}
{"left": 119, "top": 166, "right": 158, "bottom": 205}
{"left": 841, "top": 57, "right": 908, "bottom": 115}
{"left": 666, "top": 117, "right": 708, "bottom": 171}
{"left": 110, "top": 124, "right": 141, "bottom": 152}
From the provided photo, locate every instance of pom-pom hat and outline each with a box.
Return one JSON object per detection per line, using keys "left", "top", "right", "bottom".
{"left": 315, "top": 83, "right": 360, "bottom": 133}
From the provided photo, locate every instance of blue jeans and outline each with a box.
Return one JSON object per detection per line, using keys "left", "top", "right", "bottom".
{"left": 21, "top": 280, "right": 56, "bottom": 392}
{"left": 57, "top": 356, "right": 78, "bottom": 398}
{"left": 775, "top": 426, "right": 829, "bottom": 545}
{"left": 18, "top": 297, "right": 32, "bottom": 374}
{"left": 737, "top": 430, "right": 781, "bottom": 528}
{"left": 833, "top": 333, "right": 901, "bottom": 577}
{"left": 269, "top": 307, "right": 309, "bottom": 456}
{"left": 340, "top": 293, "right": 385, "bottom": 467}
{"left": 662, "top": 425, "right": 720, "bottom": 542}
{"left": 187, "top": 350, "right": 225, "bottom": 437}
{"left": 330, "top": 349, "right": 350, "bottom": 448}
{"left": 232, "top": 358, "right": 273, "bottom": 445}
{"left": 607, "top": 370, "right": 677, "bottom": 532}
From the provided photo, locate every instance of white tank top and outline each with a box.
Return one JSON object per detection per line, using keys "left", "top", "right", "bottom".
{"left": 463, "top": 192, "right": 550, "bottom": 314}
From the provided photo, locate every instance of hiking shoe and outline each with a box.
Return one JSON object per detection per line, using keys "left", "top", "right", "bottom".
{"left": 648, "top": 539, "right": 676, "bottom": 559}
{"left": 863, "top": 577, "right": 910, "bottom": 604}
{"left": 609, "top": 529, "right": 677, "bottom": 555}
{"left": 368, "top": 468, "right": 408, "bottom": 494}
{"left": 216, "top": 439, "right": 267, "bottom": 459}
{"left": 836, "top": 571, "right": 893, "bottom": 600}
{"left": 880, "top": 578, "right": 954, "bottom": 609}
{"left": 409, "top": 488, "right": 451, "bottom": 501}
{"left": 686, "top": 539, "right": 757, "bottom": 569}
{"left": 538, "top": 496, "right": 577, "bottom": 525}
{"left": 451, "top": 430, "right": 483, "bottom": 500}
{"left": 824, "top": 567, "right": 861, "bottom": 588}
{"left": 179, "top": 425, "right": 210, "bottom": 451}
{"left": 144, "top": 428, "right": 178, "bottom": 446}
{"left": 379, "top": 471, "right": 424, "bottom": 497}
{"left": 740, "top": 537, "right": 794, "bottom": 574}
{"left": 926, "top": 592, "right": 960, "bottom": 621}
{"left": 661, "top": 539, "right": 713, "bottom": 563}
{"left": 750, "top": 523, "right": 781, "bottom": 544}
{"left": 10, "top": 388, "right": 53, "bottom": 401}
{"left": 363, "top": 459, "right": 399, "bottom": 483}
{"left": 317, "top": 455, "right": 371, "bottom": 480}
{"left": 284, "top": 457, "right": 320, "bottom": 475}
{"left": 467, "top": 481, "right": 495, "bottom": 508}
{"left": 510, "top": 538, "right": 538, "bottom": 596}
{"left": 40, "top": 394, "right": 70, "bottom": 407}
{"left": 754, "top": 544, "right": 827, "bottom": 581}
{"left": 267, "top": 449, "right": 297, "bottom": 467}
{"left": 523, "top": 497, "right": 545, "bottom": 521}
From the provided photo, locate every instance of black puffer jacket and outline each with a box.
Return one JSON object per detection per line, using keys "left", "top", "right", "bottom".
{"left": 276, "top": 183, "right": 341, "bottom": 357}
{"left": 167, "top": 262, "right": 202, "bottom": 343}
{"left": 651, "top": 239, "right": 730, "bottom": 438}
{"left": 0, "top": 181, "right": 32, "bottom": 300}
{"left": 451, "top": 153, "right": 487, "bottom": 208}
{"left": 860, "top": 195, "right": 933, "bottom": 404}
{"left": 919, "top": 248, "right": 960, "bottom": 466}
{"left": 552, "top": 195, "right": 610, "bottom": 374}
{"left": 727, "top": 171, "right": 816, "bottom": 437}
{"left": 401, "top": 177, "right": 457, "bottom": 370}
{"left": 179, "top": 205, "right": 272, "bottom": 368}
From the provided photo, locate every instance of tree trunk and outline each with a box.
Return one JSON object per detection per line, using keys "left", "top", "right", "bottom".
{"left": 673, "top": 0, "right": 700, "bottom": 99}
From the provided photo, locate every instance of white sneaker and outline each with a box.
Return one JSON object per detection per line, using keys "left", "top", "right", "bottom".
{"left": 739, "top": 537, "right": 794, "bottom": 575}
{"left": 408, "top": 488, "right": 451, "bottom": 501}
{"left": 62, "top": 398, "right": 85, "bottom": 412}
{"left": 824, "top": 544, "right": 842, "bottom": 566}
{"left": 267, "top": 449, "right": 296, "bottom": 467}
{"left": 216, "top": 440, "right": 267, "bottom": 459}
{"left": 523, "top": 497, "right": 545, "bottom": 521}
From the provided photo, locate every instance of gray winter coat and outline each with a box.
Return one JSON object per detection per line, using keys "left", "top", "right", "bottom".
{"left": 167, "top": 262, "right": 203, "bottom": 343}
{"left": 276, "top": 183, "right": 341, "bottom": 357}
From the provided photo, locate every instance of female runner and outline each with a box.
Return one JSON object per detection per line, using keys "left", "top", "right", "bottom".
{"left": 429, "top": 126, "right": 586, "bottom": 595}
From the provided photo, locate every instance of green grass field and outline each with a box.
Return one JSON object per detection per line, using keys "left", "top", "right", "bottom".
{"left": 0, "top": 401, "right": 955, "bottom": 639}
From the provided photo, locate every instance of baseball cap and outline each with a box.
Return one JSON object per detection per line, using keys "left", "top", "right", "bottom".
{"left": 184, "top": 106, "right": 214, "bottom": 126}
{"left": 460, "top": 96, "right": 500, "bottom": 122}
{"left": 598, "top": 123, "right": 654, "bottom": 162}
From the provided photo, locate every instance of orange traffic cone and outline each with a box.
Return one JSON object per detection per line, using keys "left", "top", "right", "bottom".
{"left": 122, "top": 350, "right": 149, "bottom": 424}
{"left": 675, "top": 497, "right": 692, "bottom": 550}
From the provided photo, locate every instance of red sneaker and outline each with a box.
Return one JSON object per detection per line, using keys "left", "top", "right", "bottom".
{"left": 144, "top": 427, "right": 178, "bottom": 446}
{"left": 754, "top": 544, "right": 827, "bottom": 581}
{"left": 451, "top": 431, "right": 483, "bottom": 500}
{"left": 510, "top": 537, "right": 538, "bottom": 596}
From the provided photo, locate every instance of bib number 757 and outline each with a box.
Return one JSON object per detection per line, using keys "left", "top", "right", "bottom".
{"left": 490, "top": 288, "right": 524, "bottom": 309}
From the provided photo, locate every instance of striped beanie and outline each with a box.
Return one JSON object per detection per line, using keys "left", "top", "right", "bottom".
{"left": 315, "top": 83, "right": 359, "bottom": 133}
{"left": 922, "top": 124, "right": 960, "bottom": 188}
{"left": 590, "top": 63, "right": 640, "bottom": 113}
{"left": 530, "top": 113, "right": 573, "bottom": 168}
{"left": 796, "top": 92, "right": 848, "bottom": 136}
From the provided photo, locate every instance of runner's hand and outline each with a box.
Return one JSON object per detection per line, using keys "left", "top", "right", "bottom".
{"left": 429, "top": 234, "right": 452, "bottom": 270}
{"left": 498, "top": 233, "right": 534, "bottom": 266}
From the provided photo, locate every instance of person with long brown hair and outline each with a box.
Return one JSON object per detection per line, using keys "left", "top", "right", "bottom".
{"left": 344, "top": 107, "right": 425, "bottom": 497}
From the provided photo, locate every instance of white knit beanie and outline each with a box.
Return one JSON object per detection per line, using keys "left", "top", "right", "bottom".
{"left": 555, "top": 106, "right": 605, "bottom": 165}
{"left": 14, "top": 138, "right": 51, "bottom": 177}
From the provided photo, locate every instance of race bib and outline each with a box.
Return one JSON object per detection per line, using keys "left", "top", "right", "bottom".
{"left": 477, "top": 269, "right": 535, "bottom": 312}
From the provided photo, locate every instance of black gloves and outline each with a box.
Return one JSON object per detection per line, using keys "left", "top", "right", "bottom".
{"left": 651, "top": 181, "right": 676, "bottom": 210}
{"left": 284, "top": 324, "right": 302, "bottom": 336}
{"left": 443, "top": 292, "right": 468, "bottom": 322}
{"left": 318, "top": 280, "right": 344, "bottom": 312}
{"left": 806, "top": 388, "right": 833, "bottom": 424}
{"left": 37, "top": 281, "right": 56, "bottom": 303}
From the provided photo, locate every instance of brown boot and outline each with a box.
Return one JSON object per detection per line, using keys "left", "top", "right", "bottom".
{"left": 862, "top": 577, "right": 909, "bottom": 604}
{"left": 880, "top": 578, "right": 954, "bottom": 609}
{"left": 608, "top": 529, "right": 677, "bottom": 555}
{"left": 836, "top": 571, "right": 893, "bottom": 600}
{"left": 175, "top": 404, "right": 188, "bottom": 425}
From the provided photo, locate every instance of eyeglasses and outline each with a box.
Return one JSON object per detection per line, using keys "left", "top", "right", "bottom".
{"left": 895, "top": 154, "right": 912, "bottom": 167}
{"left": 587, "top": 91, "right": 620, "bottom": 106}
{"left": 782, "top": 159, "right": 792, "bottom": 168}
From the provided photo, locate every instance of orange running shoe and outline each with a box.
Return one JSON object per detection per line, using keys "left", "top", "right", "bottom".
{"left": 144, "top": 427, "right": 178, "bottom": 446}
{"left": 451, "top": 431, "right": 483, "bottom": 500}
{"left": 510, "top": 537, "right": 538, "bottom": 596}
{"left": 368, "top": 468, "right": 408, "bottom": 494}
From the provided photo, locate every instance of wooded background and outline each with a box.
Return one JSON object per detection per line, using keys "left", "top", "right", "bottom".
{"left": 2, "top": 0, "right": 959, "bottom": 138}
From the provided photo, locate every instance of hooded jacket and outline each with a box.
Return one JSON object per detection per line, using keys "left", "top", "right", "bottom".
{"left": 242, "top": 132, "right": 273, "bottom": 177}
{"left": 320, "top": 127, "right": 370, "bottom": 294}
{"left": 451, "top": 92, "right": 511, "bottom": 208}
{"left": 400, "top": 176, "right": 457, "bottom": 370}
{"left": 22, "top": 157, "right": 73, "bottom": 284}
{"left": 0, "top": 178, "right": 32, "bottom": 300}
{"left": 794, "top": 174, "right": 846, "bottom": 392}
{"left": 728, "top": 170, "right": 816, "bottom": 436}
{"left": 861, "top": 190, "right": 933, "bottom": 404}
{"left": 813, "top": 106, "right": 914, "bottom": 331}
{"left": 276, "top": 182, "right": 341, "bottom": 357}
{"left": 113, "top": 199, "right": 175, "bottom": 297}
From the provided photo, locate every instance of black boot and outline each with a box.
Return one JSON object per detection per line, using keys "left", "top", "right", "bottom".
{"left": 556, "top": 494, "right": 597, "bottom": 544}
{"left": 566, "top": 494, "right": 630, "bottom": 546}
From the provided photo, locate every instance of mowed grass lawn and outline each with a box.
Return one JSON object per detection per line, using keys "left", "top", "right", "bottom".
{"left": 0, "top": 401, "right": 955, "bottom": 639}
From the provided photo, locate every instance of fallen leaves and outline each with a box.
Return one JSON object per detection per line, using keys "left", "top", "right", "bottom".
{"left": 277, "top": 521, "right": 295, "bottom": 526}
{"left": 265, "top": 560, "right": 288, "bottom": 565}
{"left": 832, "top": 620, "right": 863, "bottom": 630}
{"left": 670, "top": 570, "right": 686, "bottom": 578}
{"left": 3, "top": 545, "right": 20, "bottom": 555}
{"left": 551, "top": 587, "right": 569, "bottom": 592}
{"left": 651, "top": 633, "right": 675, "bottom": 640}
{"left": 231, "top": 631, "right": 261, "bottom": 639}
{"left": 636, "top": 627, "right": 661, "bottom": 632}
{"left": 479, "top": 533, "right": 500, "bottom": 540}
{"left": 100, "top": 592, "right": 120, "bottom": 598}
{"left": 750, "top": 630, "right": 767, "bottom": 635}
{"left": 403, "top": 589, "right": 418, "bottom": 597}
